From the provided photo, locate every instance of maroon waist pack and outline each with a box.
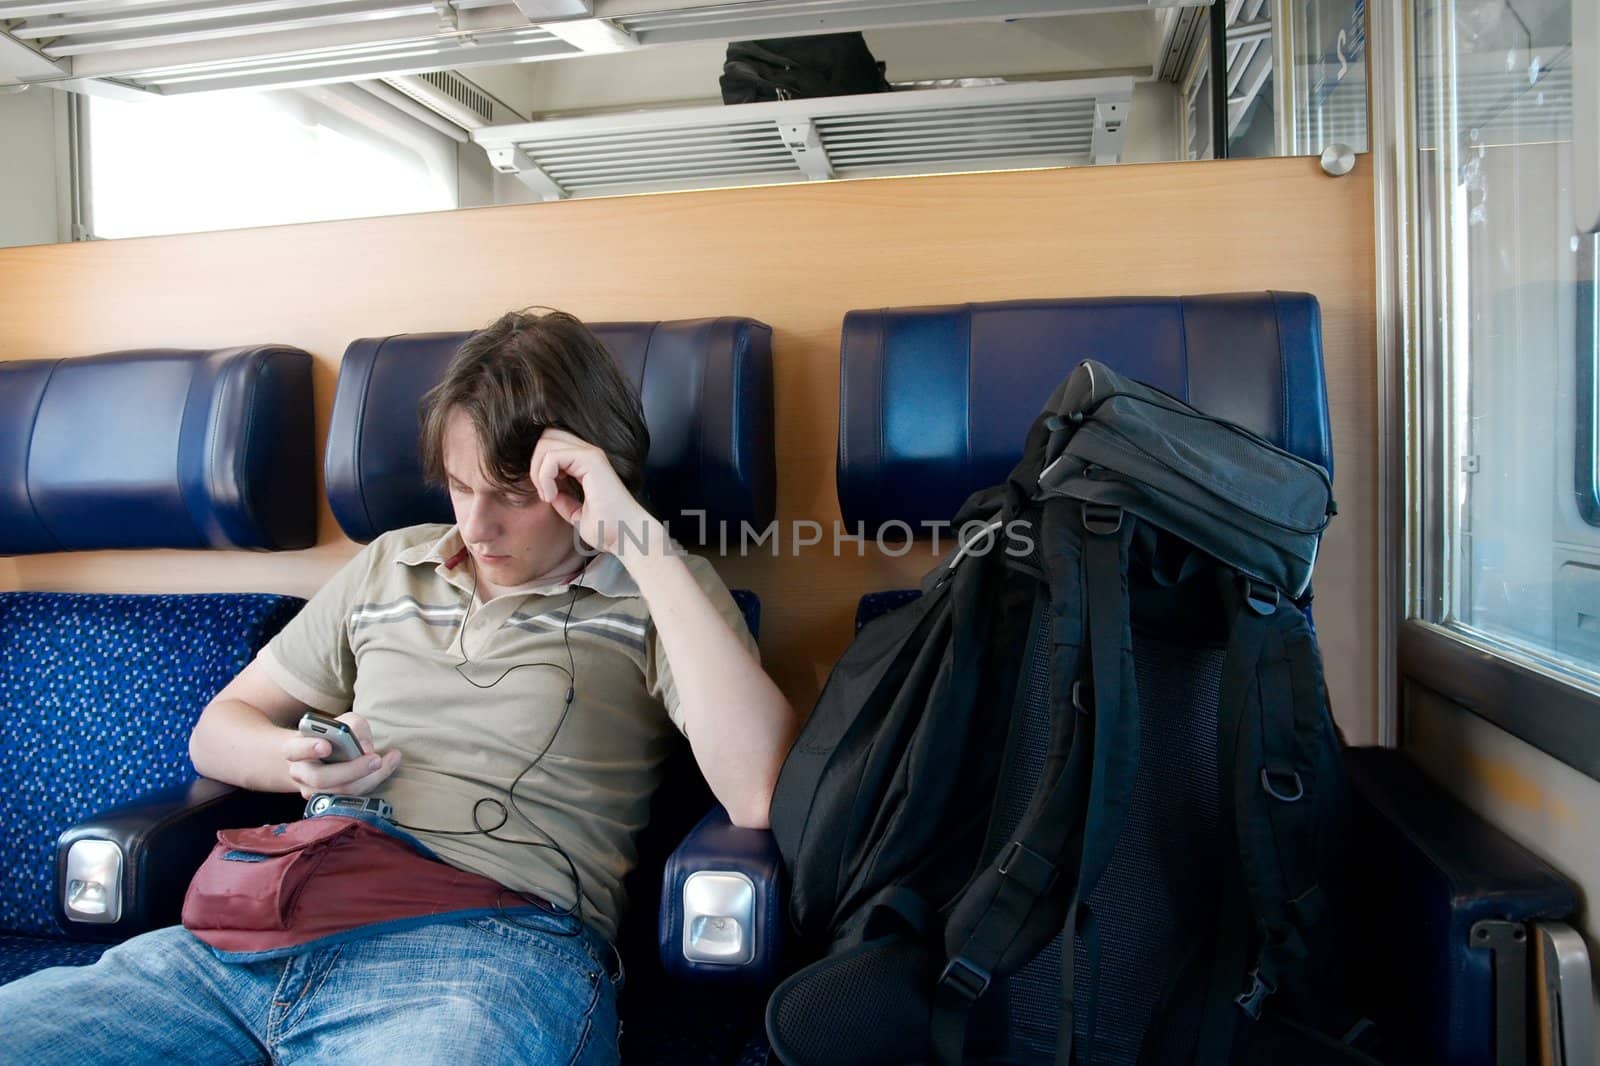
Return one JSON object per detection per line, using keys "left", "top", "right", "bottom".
{"left": 182, "top": 815, "right": 517, "bottom": 955}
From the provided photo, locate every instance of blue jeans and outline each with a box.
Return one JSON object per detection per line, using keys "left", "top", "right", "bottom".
{"left": 0, "top": 911, "right": 619, "bottom": 1065}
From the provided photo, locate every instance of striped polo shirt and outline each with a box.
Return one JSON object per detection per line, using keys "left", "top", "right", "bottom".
{"left": 257, "top": 522, "right": 756, "bottom": 942}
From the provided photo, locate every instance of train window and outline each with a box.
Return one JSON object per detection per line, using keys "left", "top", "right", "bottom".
{"left": 1412, "top": 0, "right": 1598, "bottom": 685}
{"left": 83, "top": 88, "right": 456, "bottom": 240}
{"left": 1284, "top": 0, "right": 1368, "bottom": 156}
{"left": 1181, "top": 1, "right": 1367, "bottom": 162}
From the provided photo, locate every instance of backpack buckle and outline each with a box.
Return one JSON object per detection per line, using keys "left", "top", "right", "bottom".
{"left": 1082, "top": 503, "right": 1123, "bottom": 536}
{"left": 1235, "top": 968, "right": 1277, "bottom": 1020}
{"left": 997, "top": 841, "right": 1058, "bottom": 894}
{"left": 1243, "top": 579, "right": 1280, "bottom": 616}
{"left": 1044, "top": 413, "right": 1081, "bottom": 433}
{"left": 937, "top": 956, "right": 992, "bottom": 1005}
{"left": 1260, "top": 767, "right": 1305, "bottom": 803}
{"left": 1071, "top": 679, "right": 1091, "bottom": 713}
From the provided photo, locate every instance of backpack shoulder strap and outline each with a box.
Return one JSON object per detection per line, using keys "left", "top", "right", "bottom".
{"left": 1233, "top": 605, "right": 1343, "bottom": 1015}
{"left": 1191, "top": 584, "right": 1339, "bottom": 1063}
{"left": 1187, "top": 576, "right": 1276, "bottom": 1064}
{"left": 1076, "top": 502, "right": 1143, "bottom": 900}
{"left": 927, "top": 500, "right": 1137, "bottom": 1066}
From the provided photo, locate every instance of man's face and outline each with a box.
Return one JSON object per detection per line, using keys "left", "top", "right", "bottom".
{"left": 441, "top": 407, "right": 580, "bottom": 596}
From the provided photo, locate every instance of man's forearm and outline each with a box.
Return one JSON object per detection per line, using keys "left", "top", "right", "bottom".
{"left": 189, "top": 700, "right": 299, "bottom": 793}
{"left": 622, "top": 522, "right": 796, "bottom": 828}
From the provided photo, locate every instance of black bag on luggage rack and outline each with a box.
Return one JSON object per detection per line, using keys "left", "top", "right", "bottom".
{"left": 767, "top": 360, "right": 1377, "bottom": 1065}
{"left": 720, "top": 33, "right": 891, "bottom": 104}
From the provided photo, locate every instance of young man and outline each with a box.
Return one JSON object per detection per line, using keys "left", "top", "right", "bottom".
{"left": 0, "top": 310, "right": 795, "bottom": 1065}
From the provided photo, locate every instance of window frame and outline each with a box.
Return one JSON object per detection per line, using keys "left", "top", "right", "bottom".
{"left": 1401, "top": 619, "right": 1600, "bottom": 780}
{"left": 1575, "top": 245, "right": 1600, "bottom": 526}
{"left": 1390, "top": 0, "right": 1600, "bottom": 782}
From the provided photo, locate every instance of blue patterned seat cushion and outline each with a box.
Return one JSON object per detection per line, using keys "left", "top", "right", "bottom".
{"left": 0, "top": 592, "right": 302, "bottom": 937}
{"left": 0, "top": 932, "right": 112, "bottom": 986}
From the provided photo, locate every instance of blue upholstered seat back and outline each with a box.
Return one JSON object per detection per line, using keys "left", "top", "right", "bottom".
{"left": 325, "top": 319, "right": 776, "bottom": 545}
{"left": 0, "top": 592, "right": 302, "bottom": 936}
{"left": 0, "top": 347, "right": 316, "bottom": 554}
{"left": 838, "top": 293, "right": 1332, "bottom": 531}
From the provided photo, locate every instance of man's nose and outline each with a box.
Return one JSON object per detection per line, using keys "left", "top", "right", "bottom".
{"left": 458, "top": 496, "right": 500, "bottom": 543}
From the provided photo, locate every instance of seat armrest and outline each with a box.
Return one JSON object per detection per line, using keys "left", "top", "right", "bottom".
{"left": 53, "top": 779, "right": 301, "bottom": 940}
{"left": 1343, "top": 746, "right": 1579, "bottom": 1066}
{"left": 660, "top": 805, "right": 785, "bottom": 984}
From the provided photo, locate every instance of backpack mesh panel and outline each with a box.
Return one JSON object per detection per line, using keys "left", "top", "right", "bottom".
{"left": 992, "top": 598, "right": 1060, "bottom": 1060}
{"left": 1070, "top": 629, "right": 1225, "bottom": 1064}
{"left": 988, "top": 600, "right": 1054, "bottom": 856}
{"left": 768, "top": 939, "right": 934, "bottom": 1065}
{"left": 1007, "top": 931, "right": 1066, "bottom": 1062}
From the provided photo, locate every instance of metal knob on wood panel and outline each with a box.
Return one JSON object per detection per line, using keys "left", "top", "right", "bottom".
{"left": 1320, "top": 143, "right": 1357, "bottom": 177}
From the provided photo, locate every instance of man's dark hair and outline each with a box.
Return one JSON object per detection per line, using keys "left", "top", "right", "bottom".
{"left": 420, "top": 309, "right": 650, "bottom": 498}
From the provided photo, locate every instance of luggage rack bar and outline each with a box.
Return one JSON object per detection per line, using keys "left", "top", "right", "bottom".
{"left": 2, "top": 0, "right": 1201, "bottom": 94}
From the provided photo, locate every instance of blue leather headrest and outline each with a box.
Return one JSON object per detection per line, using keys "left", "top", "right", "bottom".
{"left": 838, "top": 292, "right": 1333, "bottom": 529}
{"left": 326, "top": 319, "right": 775, "bottom": 544}
{"left": 0, "top": 347, "right": 316, "bottom": 554}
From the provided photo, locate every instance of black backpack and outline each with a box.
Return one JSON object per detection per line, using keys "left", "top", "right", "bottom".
{"left": 767, "top": 361, "right": 1375, "bottom": 1065}
{"left": 720, "top": 33, "right": 891, "bottom": 104}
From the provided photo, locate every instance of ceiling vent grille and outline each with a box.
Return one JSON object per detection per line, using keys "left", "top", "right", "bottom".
{"left": 378, "top": 68, "right": 522, "bottom": 127}
{"left": 814, "top": 97, "right": 1098, "bottom": 174}
{"left": 474, "top": 77, "right": 1132, "bottom": 201}
{"left": 536, "top": 120, "right": 799, "bottom": 193}
{"left": 418, "top": 69, "right": 492, "bottom": 124}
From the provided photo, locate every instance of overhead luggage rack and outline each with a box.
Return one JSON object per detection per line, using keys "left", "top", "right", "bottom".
{"left": 471, "top": 77, "right": 1133, "bottom": 200}
{"left": 0, "top": 0, "right": 1200, "bottom": 95}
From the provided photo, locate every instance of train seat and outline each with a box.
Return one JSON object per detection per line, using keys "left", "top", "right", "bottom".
{"left": 667, "top": 292, "right": 1583, "bottom": 1065}
{"left": 322, "top": 318, "right": 780, "bottom": 1065}
{"left": 17, "top": 320, "right": 777, "bottom": 1062}
{"left": 0, "top": 345, "right": 317, "bottom": 984}
{"left": 660, "top": 292, "right": 1338, "bottom": 1059}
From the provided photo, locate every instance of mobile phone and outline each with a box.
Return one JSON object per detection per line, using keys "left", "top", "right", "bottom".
{"left": 297, "top": 712, "right": 364, "bottom": 763}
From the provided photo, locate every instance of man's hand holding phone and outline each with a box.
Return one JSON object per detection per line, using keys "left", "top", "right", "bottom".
{"left": 284, "top": 711, "right": 401, "bottom": 800}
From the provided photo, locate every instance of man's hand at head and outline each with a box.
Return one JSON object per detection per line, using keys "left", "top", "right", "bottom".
{"left": 530, "top": 428, "right": 657, "bottom": 556}
{"left": 281, "top": 711, "right": 401, "bottom": 800}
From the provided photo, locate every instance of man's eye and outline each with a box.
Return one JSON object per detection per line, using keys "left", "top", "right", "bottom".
{"left": 503, "top": 493, "right": 535, "bottom": 507}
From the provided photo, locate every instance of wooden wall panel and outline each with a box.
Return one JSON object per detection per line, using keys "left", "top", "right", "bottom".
{"left": 0, "top": 156, "right": 1379, "bottom": 740}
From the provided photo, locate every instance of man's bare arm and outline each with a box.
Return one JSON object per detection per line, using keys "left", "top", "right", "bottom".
{"left": 189, "top": 660, "right": 400, "bottom": 798}
{"left": 529, "top": 428, "right": 797, "bottom": 828}
{"left": 626, "top": 535, "right": 797, "bottom": 829}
